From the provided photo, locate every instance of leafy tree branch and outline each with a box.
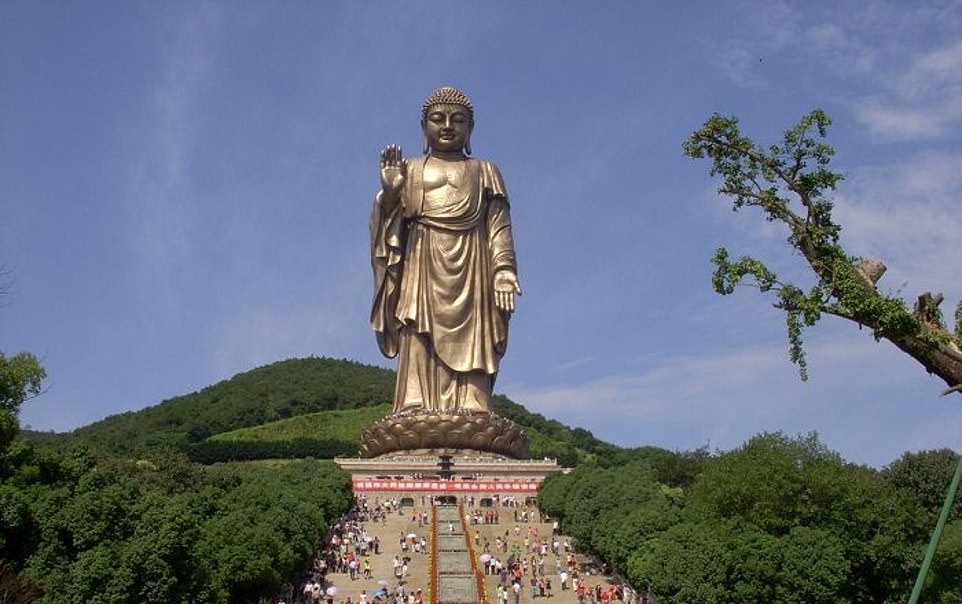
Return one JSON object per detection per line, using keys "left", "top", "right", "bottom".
{"left": 685, "top": 110, "right": 962, "bottom": 394}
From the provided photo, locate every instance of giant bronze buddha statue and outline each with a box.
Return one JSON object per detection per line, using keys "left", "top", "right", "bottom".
{"left": 360, "top": 87, "right": 529, "bottom": 458}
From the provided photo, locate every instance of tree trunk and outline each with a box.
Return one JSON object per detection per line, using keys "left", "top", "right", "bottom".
{"left": 889, "top": 334, "right": 962, "bottom": 396}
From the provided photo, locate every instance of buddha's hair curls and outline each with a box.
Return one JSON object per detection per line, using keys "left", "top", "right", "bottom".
{"left": 421, "top": 87, "right": 474, "bottom": 122}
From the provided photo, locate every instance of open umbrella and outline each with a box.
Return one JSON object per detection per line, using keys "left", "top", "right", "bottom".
{"left": 378, "top": 579, "right": 390, "bottom": 586}
{"left": 480, "top": 553, "right": 491, "bottom": 563}
{"left": 326, "top": 586, "right": 338, "bottom": 597}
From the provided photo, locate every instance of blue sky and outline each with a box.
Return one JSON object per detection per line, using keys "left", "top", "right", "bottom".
{"left": 3, "top": 1, "right": 961, "bottom": 467}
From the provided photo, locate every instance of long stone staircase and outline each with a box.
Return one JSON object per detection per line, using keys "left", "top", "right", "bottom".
{"left": 432, "top": 505, "right": 486, "bottom": 603}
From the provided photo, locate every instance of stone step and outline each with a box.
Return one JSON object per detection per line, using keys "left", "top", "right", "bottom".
{"left": 431, "top": 505, "right": 483, "bottom": 604}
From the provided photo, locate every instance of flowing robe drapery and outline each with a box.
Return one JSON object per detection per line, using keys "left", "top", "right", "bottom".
{"left": 370, "top": 156, "right": 517, "bottom": 413}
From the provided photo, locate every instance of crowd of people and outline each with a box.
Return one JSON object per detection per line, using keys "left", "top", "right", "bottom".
{"left": 464, "top": 504, "right": 646, "bottom": 604}
{"left": 283, "top": 496, "right": 429, "bottom": 604}
{"left": 267, "top": 492, "right": 650, "bottom": 604}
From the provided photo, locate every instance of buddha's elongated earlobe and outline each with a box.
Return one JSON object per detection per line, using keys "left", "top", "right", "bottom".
{"left": 422, "top": 132, "right": 430, "bottom": 155}
{"left": 464, "top": 136, "right": 471, "bottom": 156}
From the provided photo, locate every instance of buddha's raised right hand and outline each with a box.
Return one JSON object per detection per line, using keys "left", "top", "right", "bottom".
{"left": 379, "top": 144, "right": 406, "bottom": 207}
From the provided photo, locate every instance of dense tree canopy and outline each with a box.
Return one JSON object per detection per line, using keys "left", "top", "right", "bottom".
{"left": 882, "top": 449, "right": 962, "bottom": 525}
{"left": 1, "top": 441, "right": 351, "bottom": 603}
{"left": 541, "top": 432, "right": 940, "bottom": 603}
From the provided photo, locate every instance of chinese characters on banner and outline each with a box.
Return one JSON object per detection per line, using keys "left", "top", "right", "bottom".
{"left": 353, "top": 479, "right": 539, "bottom": 492}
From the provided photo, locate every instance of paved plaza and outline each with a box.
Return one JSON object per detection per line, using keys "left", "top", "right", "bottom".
{"left": 317, "top": 499, "right": 561, "bottom": 604}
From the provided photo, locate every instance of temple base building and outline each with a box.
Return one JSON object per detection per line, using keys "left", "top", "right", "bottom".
{"left": 335, "top": 453, "right": 563, "bottom": 506}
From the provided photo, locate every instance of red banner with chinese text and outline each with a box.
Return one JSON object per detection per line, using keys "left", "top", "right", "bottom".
{"left": 352, "top": 479, "right": 539, "bottom": 492}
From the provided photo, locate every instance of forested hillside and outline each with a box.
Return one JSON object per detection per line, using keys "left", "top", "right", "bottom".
{"left": 3, "top": 355, "right": 661, "bottom": 602}
{"left": 29, "top": 357, "right": 396, "bottom": 456}
{"left": 24, "top": 358, "right": 624, "bottom": 465}
{"left": 6, "top": 356, "right": 962, "bottom": 602}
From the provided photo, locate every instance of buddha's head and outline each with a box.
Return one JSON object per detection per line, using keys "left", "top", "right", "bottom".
{"left": 421, "top": 86, "right": 474, "bottom": 155}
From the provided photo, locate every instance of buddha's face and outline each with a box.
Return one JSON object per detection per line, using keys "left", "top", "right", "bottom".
{"left": 422, "top": 103, "right": 472, "bottom": 153}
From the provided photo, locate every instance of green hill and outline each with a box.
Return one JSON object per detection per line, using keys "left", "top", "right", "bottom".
{"left": 190, "top": 398, "right": 592, "bottom": 465}
{"left": 183, "top": 403, "right": 393, "bottom": 463}
{"left": 209, "top": 403, "right": 393, "bottom": 443}
{"left": 23, "top": 356, "right": 643, "bottom": 467}
{"left": 33, "top": 357, "right": 395, "bottom": 456}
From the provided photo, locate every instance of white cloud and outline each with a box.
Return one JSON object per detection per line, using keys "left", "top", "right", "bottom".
{"left": 851, "top": 35, "right": 962, "bottom": 140}
{"left": 122, "top": 5, "right": 222, "bottom": 312}
{"left": 520, "top": 337, "right": 828, "bottom": 416}
{"left": 512, "top": 341, "right": 796, "bottom": 432}
{"left": 716, "top": 3, "right": 962, "bottom": 141}
{"left": 852, "top": 103, "right": 945, "bottom": 140}
{"left": 549, "top": 357, "right": 595, "bottom": 374}
{"left": 713, "top": 42, "right": 766, "bottom": 89}
{"left": 899, "top": 39, "right": 962, "bottom": 98}
{"left": 703, "top": 1, "right": 801, "bottom": 89}
{"left": 508, "top": 329, "right": 960, "bottom": 466}
{"left": 835, "top": 150, "right": 962, "bottom": 302}
{"left": 804, "top": 21, "right": 877, "bottom": 77}
{"left": 805, "top": 22, "right": 848, "bottom": 52}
